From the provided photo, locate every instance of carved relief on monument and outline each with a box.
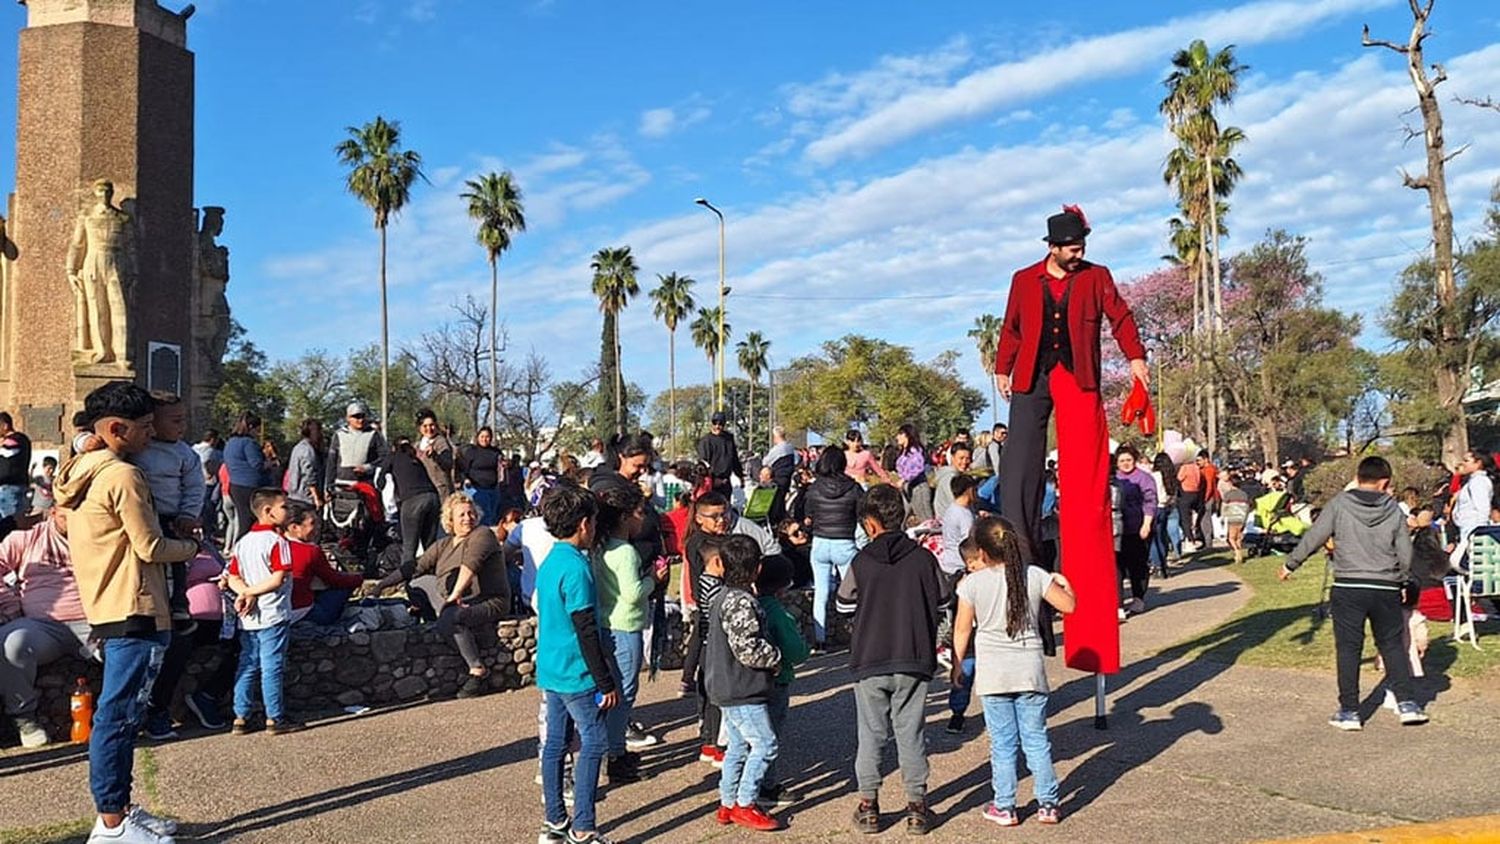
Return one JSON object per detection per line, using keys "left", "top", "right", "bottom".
{"left": 65, "top": 179, "right": 137, "bottom": 369}
{"left": 191, "top": 205, "right": 231, "bottom": 388}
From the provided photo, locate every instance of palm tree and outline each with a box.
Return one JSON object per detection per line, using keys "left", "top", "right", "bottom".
{"left": 1161, "top": 40, "right": 1245, "bottom": 453}
{"left": 461, "top": 171, "right": 526, "bottom": 429}
{"left": 335, "top": 116, "right": 425, "bottom": 428}
{"left": 1161, "top": 39, "right": 1246, "bottom": 334}
{"left": 968, "top": 314, "right": 1002, "bottom": 423}
{"left": 650, "top": 272, "right": 696, "bottom": 458}
{"left": 590, "top": 246, "right": 640, "bottom": 435}
{"left": 691, "top": 306, "right": 731, "bottom": 391}
{"left": 736, "top": 332, "right": 771, "bottom": 452}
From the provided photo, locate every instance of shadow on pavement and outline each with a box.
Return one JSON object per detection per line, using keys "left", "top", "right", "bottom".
{"left": 200, "top": 739, "right": 535, "bottom": 840}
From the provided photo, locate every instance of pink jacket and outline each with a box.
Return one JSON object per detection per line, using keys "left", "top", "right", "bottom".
{"left": 0, "top": 520, "right": 87, "bottom": 623}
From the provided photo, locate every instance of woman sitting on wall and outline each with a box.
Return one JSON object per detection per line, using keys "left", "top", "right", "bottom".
{"left": 376, "top": 493, "right": 511, "bottom": 698}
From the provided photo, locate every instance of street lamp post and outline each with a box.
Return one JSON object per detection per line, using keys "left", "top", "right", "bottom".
{"left": 695, "top": 197, "right": 726, "bottom": 411}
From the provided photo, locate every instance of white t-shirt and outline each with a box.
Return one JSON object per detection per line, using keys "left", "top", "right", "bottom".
{"left": 509, "top": 516, "right": 557, "bottom": 607}
{"left": 229, "top": 525, "right": 294, "bottom": 630}
{"left": 957, "top": 564, "right": 1054, "bottom": 695}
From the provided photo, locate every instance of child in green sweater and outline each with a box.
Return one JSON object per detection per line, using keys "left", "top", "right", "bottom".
{"left": 755, "top": 554, "right": 810, "bottom": 808}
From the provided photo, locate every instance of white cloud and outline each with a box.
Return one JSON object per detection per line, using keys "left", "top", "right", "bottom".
{"left": 800, "top": 0, "right": 1393, "bottom": 165}
{"left": 638, "top": 101, "right": 712, "bottom": 139}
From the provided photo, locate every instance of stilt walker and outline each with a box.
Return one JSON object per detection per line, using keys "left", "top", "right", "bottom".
{"left": 995, "top": 206, "right": 1149, "bottom": 727}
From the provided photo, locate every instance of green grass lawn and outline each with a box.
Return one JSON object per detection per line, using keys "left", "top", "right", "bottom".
{"left": 1160, "top": 551, "right": 1500, "bottom": 680}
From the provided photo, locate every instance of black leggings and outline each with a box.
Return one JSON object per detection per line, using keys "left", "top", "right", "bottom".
{"left": 399, "top": 492, "right": 441, "bottom": 564}
{"left": 227, "top": 484, "right": 255, "bottom": 548}
{"left": 1117, "top": 532, "right": 1150, "bottom": 600}
{"left": 149, "top": 624, "right": 241, "bottom": 714}
{"left": 436, "top": 596, "right": 508, "bottom": 672}
{"left": 1177, "top": 490, "right": 1204, "bottom": 545}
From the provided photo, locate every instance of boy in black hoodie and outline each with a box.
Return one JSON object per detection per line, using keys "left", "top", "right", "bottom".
{"left": 1279, "top": 456, "right": 1426, "bottom": 730}
{"left": 836, "top": 485, "right": 952, "bottom": 836}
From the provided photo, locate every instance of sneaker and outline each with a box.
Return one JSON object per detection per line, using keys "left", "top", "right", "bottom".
{"left": 904, "top": 801, "right": 933, "bottom": 836}
{"left": 1382, "top": 689, "right": 1399, "bottom": 713}
{"left": 565, "top": 831, "right": 612, "bottom": 844}
{"left": 853, "top": 798, "right": 880, "bottom": 834}
{"left": 1397, "top": 701, "right": 1429, "bottom": 725}
{"left": 1118, "top": 607, "right": 1129, "bottom": 622}
{"left": 230, "top": 717, "right": 255, "bottom": 736}
{"left": 1037, "top": 803, "right": 1062, "bottom": 825}
{"left": 698, "top": 744, "right": 724, "bottom": 765}
{"left": 1127, "top": 597, "right": 1146, "bottom": 615}
{"left": 143, "top": 711, "right": 178, "bottom": 741}
{"left": 1328, "top": 710, "right": 1362, "bottom": 731}
{"left": 266, "top": 719, "right": 305, "bottom": 736}
{"left": 624, "top": 722, "right": 659, "bottom": 749}
{"left": 126, "top": 806, "right": 178, "bottom": 836}
{"left": 606, "top": 756, "right": 641, "bottom": 784}
{"left": 538, "top": 818, "right": 569, "bottom": 843}
{"left": 729, "top": 804, "right": 782, "bottom": 831}
{"left": 13, "top": 716, "right": 49, "bottom": 749}
{"left": 715, "top": 805, "right": 733, "bottom": 825}
{"left": 981, "top": 803, "right": 1020, "bottom": 827}
{"left": 185, "top": 691, "right": 227, "bottom": 730}
{"left": 935, "top": 646, "right": 953, "bottom": 671}
{"left": 86, "top": 814, "right": 173, "bottom": 843}
{"left": 457, "top": 674, "right": 488, "bottom": 699}
{"left": 945, "top": 713, "right": 964, "bottom": 734}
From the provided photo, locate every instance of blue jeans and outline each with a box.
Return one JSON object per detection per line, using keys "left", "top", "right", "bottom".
{"left": 468, "top": 486, "right": 500, "bottom": 526}
{"left": 948, "top": 656, "right": 976, "bottom": 714}
{"left": 542, "top": 689, "right": 607, "bottom": 833}
{"left": 0, "top": 484, "right": 25, "bottom": 519}
{"left": 604, "top": 629, "right": 643, "bottom": 756}
{"left": 720, "top": 703, "right": 779, "bottom": 808}
{"left": 810, "top": 537, "right": 857, "bottom": 644}
{"left": 763, "top": 683, "right": 791, "bottom": 785}
{"left": 91, "top": 633, "right": 169, "bottom": 814}
{"left": 981, "top": 692, "right": 1059, "bottom": 808}
{"left": 303, "top": 588, "right": 353, "bottom": 626}
{"left": 234, "top": 622, "right": 291, "bottom": 722}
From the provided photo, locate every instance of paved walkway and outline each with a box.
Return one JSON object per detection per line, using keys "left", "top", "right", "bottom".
{"left": 4, "top": 556, "right": 1499, "bottom": 843}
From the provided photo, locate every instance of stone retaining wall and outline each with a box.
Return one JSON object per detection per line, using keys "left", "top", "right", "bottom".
{"left": 22, "top": 589, "right": 852, "bottom": 744}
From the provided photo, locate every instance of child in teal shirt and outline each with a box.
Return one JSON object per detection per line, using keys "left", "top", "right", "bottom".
{"left": 755, "top": 554, "right": 810, "bottom": 808}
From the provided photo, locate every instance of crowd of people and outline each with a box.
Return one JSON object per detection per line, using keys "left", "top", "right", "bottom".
{"left": 2, "top": 370, "right": 1490, "bottom": 843}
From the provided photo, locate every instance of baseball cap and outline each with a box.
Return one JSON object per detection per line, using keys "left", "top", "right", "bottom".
{"left": 711, "top": 411, "right": 727, "bottom": 424}
{"left": 347, "top": 400, "right": 370, "bottom": 418}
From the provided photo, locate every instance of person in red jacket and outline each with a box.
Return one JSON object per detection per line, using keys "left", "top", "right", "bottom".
{"left": 995, "top": 206, "right": 1148, "bottom": 676}
{"left": 283, "top": 500, "right": 363, "bottom": 625}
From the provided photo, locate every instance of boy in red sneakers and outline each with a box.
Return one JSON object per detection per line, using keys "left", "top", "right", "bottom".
{"left": 705, "top": 535, "right": 783, "bottom": 832}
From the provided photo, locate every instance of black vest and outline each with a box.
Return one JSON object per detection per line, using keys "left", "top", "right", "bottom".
{"left": 1036, "top": 279, "right": 1074, "bottom": 376}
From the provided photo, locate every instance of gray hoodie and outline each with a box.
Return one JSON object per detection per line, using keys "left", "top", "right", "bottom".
{"left": 1285, "top": 488, "right": 1412, "bottom": 586}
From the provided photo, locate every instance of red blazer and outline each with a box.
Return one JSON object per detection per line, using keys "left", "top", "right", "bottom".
{"left": 995, "top": 257, "right": 1146, "bottom": 393}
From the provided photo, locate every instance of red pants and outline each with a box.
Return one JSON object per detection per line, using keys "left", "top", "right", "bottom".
{"left": 1000, "top": 364, "right": 1119, "bottom": 674}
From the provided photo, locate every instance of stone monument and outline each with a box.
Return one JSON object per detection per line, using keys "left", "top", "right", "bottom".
{"left": 0, "top": 0, "right": 229, "bottom": 445}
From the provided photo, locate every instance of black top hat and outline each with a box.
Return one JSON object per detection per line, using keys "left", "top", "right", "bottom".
{"left": 1044, "top": 205, "right": 1091, "bottom": 245}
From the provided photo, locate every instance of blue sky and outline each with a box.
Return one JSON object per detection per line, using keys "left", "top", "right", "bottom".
{"left": 2, "top": 0, "right": 1499, "bottom": 420}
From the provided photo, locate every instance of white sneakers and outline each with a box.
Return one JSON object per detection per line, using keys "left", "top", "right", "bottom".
{"left": 12, "top": 716, "right": 49, "bottom": 749}
{"left": 86, "top": 811, "right": 175, "bottom": 844}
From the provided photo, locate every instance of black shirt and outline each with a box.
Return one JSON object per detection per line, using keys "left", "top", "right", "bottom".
{"left": 379, "top": 453, "right": 438, "bottom": 501}
{"left": 459, "top": 444, "right": 503, "bottom": 489}
{"left": 0, "top": 430, "right": 31, "bottom": 487}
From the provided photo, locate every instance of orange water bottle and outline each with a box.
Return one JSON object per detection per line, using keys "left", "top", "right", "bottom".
{"left": 70, "top": 677, "right": 93, "bottom": 743}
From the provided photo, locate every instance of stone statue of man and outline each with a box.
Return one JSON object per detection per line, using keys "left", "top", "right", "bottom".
{"left": 65, "top": 179, "right": 135, "bottom": 366}
{"left": 193, "top": 205, "right": 231, "bottom": 377}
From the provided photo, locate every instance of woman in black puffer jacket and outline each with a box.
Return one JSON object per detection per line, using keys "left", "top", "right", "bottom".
{"left": 804, "top": 447, "right": 864, "bottom": 649}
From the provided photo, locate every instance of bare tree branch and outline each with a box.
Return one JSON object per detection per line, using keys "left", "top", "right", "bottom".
{"left": 1458, "top": 95, "right": 1500, "bottom": 113}
{"left": 1442, "top": 142, "right": 1470, "bottom": 164}
{"left": 1362, "top": 24, "right": 1409, "bottom": 53}
{"left": 1400, "top": 168, "right": 1431, "bottom": 190}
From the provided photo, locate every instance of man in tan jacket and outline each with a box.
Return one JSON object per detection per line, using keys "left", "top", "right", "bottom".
{"left": 54, "top": 381, "right": 197, "bottom": 844}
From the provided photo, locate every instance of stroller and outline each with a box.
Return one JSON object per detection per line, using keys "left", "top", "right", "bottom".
{"left": 1250, "top": 489, "right": 1308, "bottom": 557}
{"left": 324, "top": 478, "right": 396, "bottom": 577}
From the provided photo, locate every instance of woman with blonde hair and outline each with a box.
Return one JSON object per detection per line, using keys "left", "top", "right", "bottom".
{"left": 375, "top": 493, "right": 510, "bottom": 698}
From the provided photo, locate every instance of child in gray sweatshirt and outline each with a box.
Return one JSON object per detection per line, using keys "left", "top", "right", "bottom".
{"left": 1279, "top": 456, "right": 1425, "bottom": 730}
